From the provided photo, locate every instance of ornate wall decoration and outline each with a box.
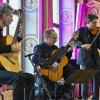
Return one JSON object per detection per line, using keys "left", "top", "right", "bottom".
{"left": 24, "top": 0, "right": 38, "bottom": 12}
{"left": 22, "top": 34, "right": 38, "bottom": 55}
{"left": 22, "top": 0, "right": 39, "bottom": 73}
{"left": 86, "top": 0, "right": 100, "bottom": 14}
{"left": 85, "top": 0, "right": 100, "bottom": 26}
{"left": 61, "top": 9, "right": 73, "bottom": 24}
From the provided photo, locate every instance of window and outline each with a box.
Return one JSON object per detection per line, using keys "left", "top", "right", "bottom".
{"left": 53, "top": 0, "right": 59, "bottom": 47}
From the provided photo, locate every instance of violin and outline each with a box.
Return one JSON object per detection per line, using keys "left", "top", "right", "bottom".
{"left": 90, "top": 27, "right": 100, "bottom": 46}
{"left": 90, "top": 27, "right": 100, "bottom": 36}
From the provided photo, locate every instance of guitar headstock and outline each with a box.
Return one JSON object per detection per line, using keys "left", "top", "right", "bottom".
{"left": 13, "top": 9, "right": 22, "bottom": 17}
{"left": 67, "top": 31, "right": 79, "bottom": 48}
{"left": 72, "top": 31, "right": 79, "bottom": 41}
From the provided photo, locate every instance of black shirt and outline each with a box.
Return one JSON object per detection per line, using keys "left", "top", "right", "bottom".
{"left": 32, "top": 42, "right": 72, "bottom": 67}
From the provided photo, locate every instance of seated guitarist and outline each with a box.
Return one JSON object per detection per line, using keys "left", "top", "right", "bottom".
{"left": 32, "top": 29, "right": 73, "bottom": 98}
{"left": 0, "top": 3, "right": 34, "bottom": 100}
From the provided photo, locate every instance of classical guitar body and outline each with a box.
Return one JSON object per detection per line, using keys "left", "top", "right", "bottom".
{"left": 40, "top": 55, "right": 68, "bottom": 81}
{"left": 0, "top": 35, "right": 21, "bottom": 72}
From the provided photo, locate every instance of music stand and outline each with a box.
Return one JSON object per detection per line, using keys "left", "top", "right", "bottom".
{"left": 65, "top": 69, "right": 97, "bottom": 84}
{"left": 65, "top": 69, "right": 97, "bottom": 99}
{"left": 25, "top": 54, "right": 52, "bottom": 100}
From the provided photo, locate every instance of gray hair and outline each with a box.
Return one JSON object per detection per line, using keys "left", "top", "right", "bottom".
{"left": 0, "top": 3, "right": 13, "bottom": 18}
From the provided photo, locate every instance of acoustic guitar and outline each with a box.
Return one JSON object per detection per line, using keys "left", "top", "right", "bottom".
{"left": 40, "top": 55, "right": 68, "bottom": 81}
{"left": 40, "top": 32, "right": 79, "bottom": 81}
{"left": 0, "top": 16, "right": 22, "bottom": 72}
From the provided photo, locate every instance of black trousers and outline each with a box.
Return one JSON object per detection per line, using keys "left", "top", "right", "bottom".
{"left": 80, "top": 65, "right": 100, "bottom": 100}
{"left": 0, "top": 70, "right": 35, "bottom": 100}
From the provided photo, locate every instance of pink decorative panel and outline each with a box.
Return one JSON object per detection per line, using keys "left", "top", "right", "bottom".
{"left": 0, "top": 0, "right": 2, "bottom": 4}
{"left": 59, "top": 0, "right": 75, "bottom": 47}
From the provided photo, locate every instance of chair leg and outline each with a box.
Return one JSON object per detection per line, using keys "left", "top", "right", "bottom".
{"left": 1, "top": 94, "right": 4, "bottom": 100}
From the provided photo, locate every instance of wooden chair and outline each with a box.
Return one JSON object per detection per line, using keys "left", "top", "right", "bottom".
{"left": 0, "top": 85, "right": 13, "bottom": 100}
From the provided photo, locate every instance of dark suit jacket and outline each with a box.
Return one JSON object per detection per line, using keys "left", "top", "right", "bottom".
{"left": 74, "top": 27, "right": 100, "bottom": 69}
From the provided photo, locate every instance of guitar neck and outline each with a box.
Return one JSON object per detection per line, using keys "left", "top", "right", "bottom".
{"left": 12, "top": 17, "right": 22, "bottom": 44}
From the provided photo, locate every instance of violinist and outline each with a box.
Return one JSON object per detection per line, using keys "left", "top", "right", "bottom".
{"left": 73, "top": 13, "right": 100, "bottom": 99}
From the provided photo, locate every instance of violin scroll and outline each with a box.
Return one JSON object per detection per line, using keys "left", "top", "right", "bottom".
{"left": 90, "top": 27, "right": 100, "bottom": 35}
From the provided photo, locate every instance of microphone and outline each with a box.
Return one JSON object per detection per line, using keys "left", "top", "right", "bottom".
{"left": 32, "top": 52, "right": 40, "bottom": 66}
{"left": 25, "top": 52, "right": 40, "bottom": 66}
{"left": 25, "top": 53, "right": 33, "bottom": 58}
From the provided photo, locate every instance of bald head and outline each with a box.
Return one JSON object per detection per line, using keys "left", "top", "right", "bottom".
{"left": 44, "top": 29, "right": 57, "bottom": 45}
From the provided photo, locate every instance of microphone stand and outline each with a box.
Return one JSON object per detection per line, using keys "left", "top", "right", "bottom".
{"left": 25, "top": 54, "right": 52, "bottom": 100}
